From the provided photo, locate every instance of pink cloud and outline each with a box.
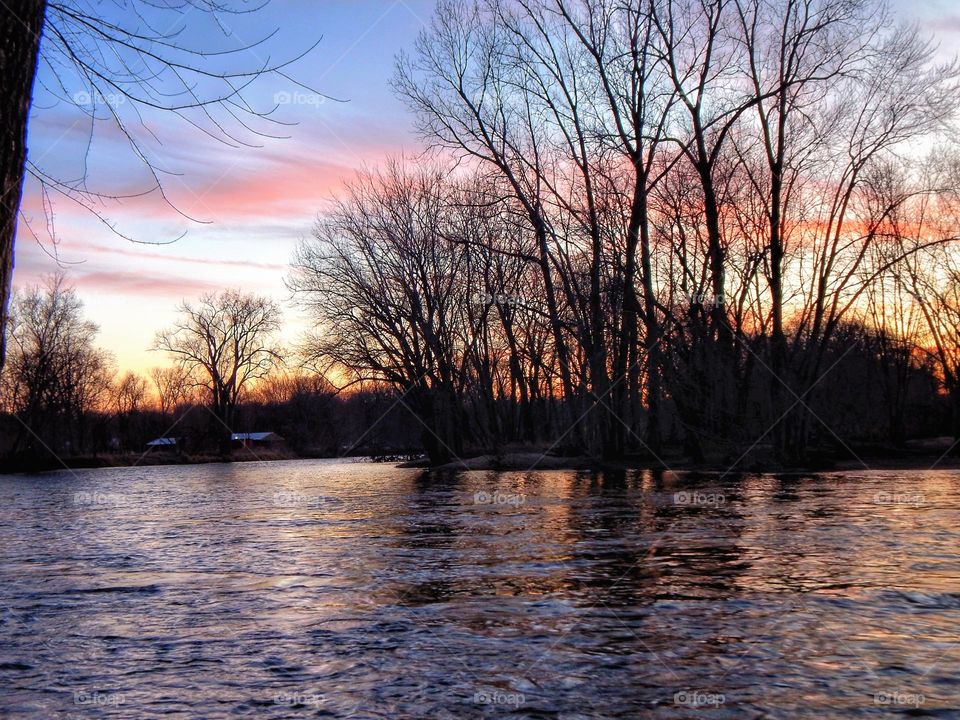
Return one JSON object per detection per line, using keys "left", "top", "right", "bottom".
{"left": 76, "top": 241, "right": 288, "bottom": 271}
{"left": 24, "top": 107, "right": 420, "bottom": 231}
{"left": 72, "top": 271, "right": 223, "bottom": 298}
{"left": 925, "top": 14, "right": 960, "bottom": 34}
{"left": 173, "top": 158, "right": 353, "bottom": 220}
{"left": 73, "top": 152, "right": 361, "bottom": 226}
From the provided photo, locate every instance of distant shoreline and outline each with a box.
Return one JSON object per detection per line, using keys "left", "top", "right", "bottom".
{"left": 4, "top": 444, "right": 959, "bottom": 475}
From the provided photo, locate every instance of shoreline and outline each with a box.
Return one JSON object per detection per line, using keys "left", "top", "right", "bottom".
{"left": 407, "top": 450, "right": 960, "bottom": 473}
{"left": 5, "top": 445, "right": 958, "bottom": 475}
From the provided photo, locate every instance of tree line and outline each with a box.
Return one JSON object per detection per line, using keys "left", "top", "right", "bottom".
{"left": 0, "top": 276, "right": 419, "bottom": 467}
{"left": 291, "top": 0, "right": 960, "bottom": 464}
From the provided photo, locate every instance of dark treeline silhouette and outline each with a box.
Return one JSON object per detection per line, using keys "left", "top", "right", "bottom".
{"left": 0, "top": 383, "right": 421, "bottom": 470}
{"left": 0, "top": 276, "right": 421, "bottom": 469}
{"left": 289, "top": 0, "right": 960, "bottom": 465}
{"left": 287, "top": 162, "right": 958, "bottom": 467}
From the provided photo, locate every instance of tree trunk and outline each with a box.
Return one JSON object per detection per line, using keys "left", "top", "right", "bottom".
{"left": 535, "top": 219, "right": 580, "bottom": 449}
{"left": 0, "top": 0, "right": 47, "bottom": 372}
{"left": 615, "top": 174, "right": 642, "bottom": 456}
{"left": 638, "top": 197, "right": 662, "bottom": 453}
{"left": 769, "top": 169, "right": 789, "bottom": 460}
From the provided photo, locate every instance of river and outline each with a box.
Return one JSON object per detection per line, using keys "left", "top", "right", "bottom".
{"left": 1, "top": 460, "right": 958, "bottom": 717}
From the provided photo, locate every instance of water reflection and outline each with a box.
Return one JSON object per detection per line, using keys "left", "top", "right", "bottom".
{"left": 0, "top": 461, "right": 958, "bottom": 717}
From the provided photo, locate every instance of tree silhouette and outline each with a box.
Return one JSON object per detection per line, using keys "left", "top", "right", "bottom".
{"left": 155, "top": 289, "right": 282, "bottom": 444}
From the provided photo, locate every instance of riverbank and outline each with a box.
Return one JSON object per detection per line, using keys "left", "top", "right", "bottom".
{"left": 0, "top": 449, "right": 300, "bottom": 474}
{"left": 405, "top": 438, "right": 960, "bottom": 473}
{"left": 413, "top": 453, "right": 960, "bottom": 472}
{"left": 4, "top": 439, "right": 958, "bottom": 474}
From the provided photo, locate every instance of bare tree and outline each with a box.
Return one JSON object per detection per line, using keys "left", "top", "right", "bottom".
{"left": 550, "top": 0, "right": 678, "bottom": 451}
{"left": 290, "top": 163, "right": 494, "bottom": 464}
{"left": 155, "top": 290, "right": 282, "bottom": 442}
{"left": 1, "top": 272, "right": 113, "bottom": 456}
{"left": 113, "top": 370, "right": 149, "bottom": 415}
{"left": 888, "top": 155, "right": 960, "bottom": 445}
{"left": 394, "top": 0, "right": 583, "bottom": 446}
{"left": 150, "top": 364, "right": 193, "bottom": 417}
{"left": 732, "top": 0, "right": 893, "bottom": 455}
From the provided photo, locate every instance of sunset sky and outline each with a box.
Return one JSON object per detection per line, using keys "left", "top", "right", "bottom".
{"left": 14, "top": 0, "right": 960, "bottom": 375}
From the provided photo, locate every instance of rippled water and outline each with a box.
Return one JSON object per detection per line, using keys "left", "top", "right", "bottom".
{"left": 1, "top": 460, "right": 959, "bottom": 718}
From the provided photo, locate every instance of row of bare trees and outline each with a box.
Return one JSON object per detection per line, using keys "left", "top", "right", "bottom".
{"left": 0, "top": 274, "right": 430, "bottom": 465}
{"left": 291, "top": 0, "right": 960, "bottom": 464}
{"left": 0, "top": 275, "right": 290, "bottom": 461}
{"left": 5, "top": 0, "right": 960, "bottom": 467}
{"left": 0, "top": 275, "right": 112, "bottom": 456}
